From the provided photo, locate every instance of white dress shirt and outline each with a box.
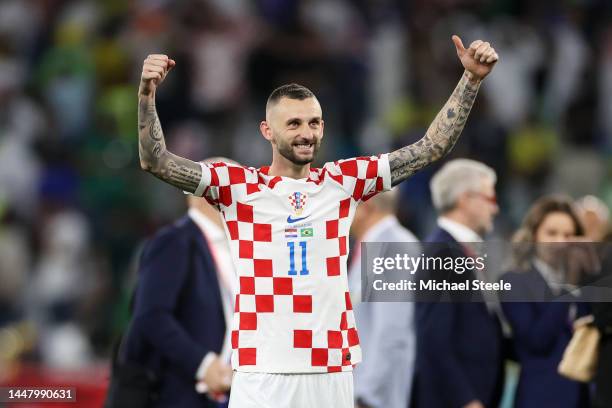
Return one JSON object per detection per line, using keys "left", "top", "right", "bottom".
{"left": 437, "top": 216, "right": 482, "bottom": 243}
{"left": 438, "top": 217, "right": 508, "bottom": 323}
{"left": 533, "top": 258, "right": 579, "bottom": 320}
{"left": 348, "top": 215, "right": 419, "bottom": 408}
{"left": 188, "top": 208, "right": 236, "bottom": 392}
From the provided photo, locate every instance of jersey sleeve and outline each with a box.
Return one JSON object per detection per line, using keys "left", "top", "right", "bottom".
{"left": 191, "top": 161, "right": 258, "bottom": 210}
{"left": 323, "top": 153, "right": 391, "bottom": 202}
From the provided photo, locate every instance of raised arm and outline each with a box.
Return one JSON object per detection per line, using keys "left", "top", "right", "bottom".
{"left": 389, "top": 36, "right": 498, "bottom": 186}
{"left": 138, "top": 54, "right": 203, "bottom": 194}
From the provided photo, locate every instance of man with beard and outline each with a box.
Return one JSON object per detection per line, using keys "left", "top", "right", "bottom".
{"left": 136, "top": 35, "right": 498, "bottom": 408}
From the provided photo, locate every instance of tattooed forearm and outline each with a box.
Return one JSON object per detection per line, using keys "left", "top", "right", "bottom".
{"left": 138, "top": 97, "right": 167, "bottom": 165}
{"left": 138, "top": 96, "right": 202, "bottom": 193}
{"left": 155, "top": 158, "right": 202, "bottom": 192}
{"left": 389, "top": 71, "right": 480, "bottom": 186}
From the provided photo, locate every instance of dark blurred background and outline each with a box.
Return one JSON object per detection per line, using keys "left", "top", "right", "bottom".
{"left": 0, "top": 0, "right": 611, "bottom": 405}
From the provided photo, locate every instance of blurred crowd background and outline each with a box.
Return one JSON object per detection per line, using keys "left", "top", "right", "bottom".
{"left": 1, "top": 0, "right": 612, "bottom": 400}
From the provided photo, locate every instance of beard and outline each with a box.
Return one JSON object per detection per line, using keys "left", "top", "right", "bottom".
{"left": 275, "top": 136, "right": 321, "bottom": 165}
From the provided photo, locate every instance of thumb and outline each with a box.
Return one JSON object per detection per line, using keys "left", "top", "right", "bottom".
{"left": 452, "top": 35, "right": 465, "bottom": 55}
{"left": 167, "top": 58, "right": 176, "bottom": 73}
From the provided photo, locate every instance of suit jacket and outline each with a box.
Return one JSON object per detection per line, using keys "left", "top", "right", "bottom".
{"left": 590, "top": 247, "right": 612, "bottom": 408}
{"left": 501, "top": 267, "right": 590, "bottom": 408}
{"left": 593, "top": 299, "right": 612, "bottom": 408}
{"left": 592, "top": 247, "right": 612, "bottom": 408}
{"left": 124, "top": 215, "right": 227, "bottom": 408}
{"left": 348, "top": 216, "right": 418, "bottom": 408}
{"left": 414, "top": 227, "right": 504, "bottom": 408}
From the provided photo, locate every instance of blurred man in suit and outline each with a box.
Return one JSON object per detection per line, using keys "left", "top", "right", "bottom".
{"left": 119, "top": 159, "right": 236, "bottom": 407}
{"left": 414, "top": 159, "right": 504, "bottom": 408}
{"left": 593, "top": 232, "right": 612, "bottom": 408}
{"left": 576, "top": 195, "right": 611, "bottom": 408}
{"left": 349, "top": 188, "right": 418, "bottom": 408}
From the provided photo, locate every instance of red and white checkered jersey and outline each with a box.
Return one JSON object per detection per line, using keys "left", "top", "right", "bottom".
{"left": 193, "top": 154, "right": 391, "bottom": 373}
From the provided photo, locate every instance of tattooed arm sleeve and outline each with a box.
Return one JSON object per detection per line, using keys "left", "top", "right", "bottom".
{"left": 389, "top": 71, "right": 480, "bottom": 186}
{"left": 138, "top": 95, "right": 203, "bottom": 194}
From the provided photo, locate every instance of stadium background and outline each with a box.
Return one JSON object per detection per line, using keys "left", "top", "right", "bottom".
{"left": 0, "top": 0, "right": 611, "bottom": 406}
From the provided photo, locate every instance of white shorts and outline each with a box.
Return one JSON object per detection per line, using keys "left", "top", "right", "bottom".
{"left": 228, "top": 371, "right": 354, "bottom": 408}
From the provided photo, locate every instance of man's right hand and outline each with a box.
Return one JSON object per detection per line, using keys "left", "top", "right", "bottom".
{"left": 139, "top": 54, "right": 175, "bottom": 97}
{"left": 201, "top": 357, "right": 232, "bottom": 393}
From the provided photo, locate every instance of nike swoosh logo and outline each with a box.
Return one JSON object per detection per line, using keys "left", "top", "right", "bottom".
{"left": 287, "top": 215, "right": 310, "bottom": 223}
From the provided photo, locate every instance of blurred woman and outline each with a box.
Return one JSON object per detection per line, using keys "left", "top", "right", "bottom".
{"left": 502, "top": 196, "right": 590, "bottom": 408}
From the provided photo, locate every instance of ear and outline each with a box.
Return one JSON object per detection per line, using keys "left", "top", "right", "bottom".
{"left": 320, "top": 119, "right": 325, "bottom": 141}
{"left": 455, "top": 191, "right": 470, "bottom": 210}
{"left": 260, "top": 121, "right": 273, "bottom": 142}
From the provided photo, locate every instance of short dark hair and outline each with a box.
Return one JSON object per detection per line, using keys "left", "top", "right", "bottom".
{"left": 266, "top": 83, "right": 315, "bottom": 110}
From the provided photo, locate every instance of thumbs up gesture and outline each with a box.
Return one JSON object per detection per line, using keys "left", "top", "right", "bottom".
{"left": 452, "top": 35, "right": 498, "bottom": 81}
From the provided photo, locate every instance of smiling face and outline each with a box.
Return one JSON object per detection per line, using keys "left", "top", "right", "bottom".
{"left": 260, "top": 96, "right": 324, "bottom": 166}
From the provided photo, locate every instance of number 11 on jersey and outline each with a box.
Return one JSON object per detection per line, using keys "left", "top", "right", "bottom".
{"left": 287, "top": 241, "right": 309, "bottom": 276}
